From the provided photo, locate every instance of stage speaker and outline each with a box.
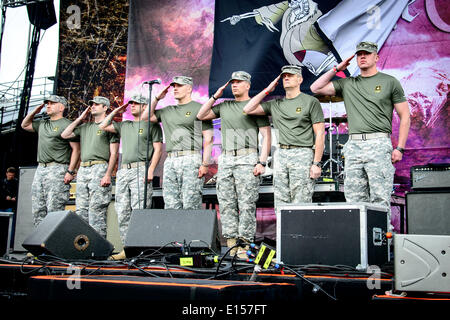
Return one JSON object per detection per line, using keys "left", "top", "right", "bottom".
{"left": 0, "top": 212, "right": 14, "bottom": 257}
{"left": 406, "top": 191, "right": 450, "bottom": 235}
{"left": 26, "top": 0, "right": 57, "bottom": 30}
{"left": 22, "top": 210, "right": 114, "bottom": 260}
{"left": 14, "top": 166, "right": 36, "bottom": 251}
{"left": 124, "top": 209, "right": 221, "bottom": 258}
{"left": 394, "top": 234, "right": 450, "bottom": 293}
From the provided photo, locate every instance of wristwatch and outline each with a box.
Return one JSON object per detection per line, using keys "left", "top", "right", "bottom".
{"left": 256, "top": 161, "right": 266, "bottom": 167}
{"left": 395, "top": 146, "right": 405, "bottom": 154}
{"left": 312, "top": 161, "right": 322, "bottom": 168}
{"left": 67, "top": 170, "right": 76, "bottom": 175}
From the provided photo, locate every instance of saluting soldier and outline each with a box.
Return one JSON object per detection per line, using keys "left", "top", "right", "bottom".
{"left": 244, "top": 65, "right": 325, "bottom": 213}
{"left": 61, "top": 96, "right": 119, "bottom": 238}
{"left": 21, "top": 95, "right": 80, "bottom": 226}
{"left": 100, "top": 94, "right": 163, "bottom": 259}
{"left": 144, "top": 76, "right": 214, "bottom": 210}
{"left": 197, "top": 71, "right": 271, "bottom": 258}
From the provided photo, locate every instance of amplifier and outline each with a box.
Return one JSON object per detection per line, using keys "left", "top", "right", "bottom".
{"left": 410, "top": 163, "right": 450, "bottom": 190}
{"left": 276, "top": 203, "right": 390, "bottom": 270}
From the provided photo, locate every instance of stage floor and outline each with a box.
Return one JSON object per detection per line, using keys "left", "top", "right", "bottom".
{"left": 1, "top": 248, "right": 449, "bottom": 313}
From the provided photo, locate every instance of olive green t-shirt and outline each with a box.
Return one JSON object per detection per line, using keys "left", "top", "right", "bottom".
{"left": 73, "top": 122, "right": 120, "bottom": 162}
{"left": 261, "top": 93, "right": 324, "bottom": 147}
{"left": 32, "top": 118, "right": 75, "bottom": 164}
{"left": 332, "top": 72, "right": 407, "bottom": 134}
{"left": 154, "top": 101, "right": 213, "bottom": 152}
{"left": 112, "top": 120, "right": 163, "bottom": 164}
{"left": 212, "top": 100, "right": 270, "bottom": 151}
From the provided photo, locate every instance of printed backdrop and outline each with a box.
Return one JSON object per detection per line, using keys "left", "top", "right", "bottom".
{"left": 125, "top": 0, "right": 450, "bottom": 237}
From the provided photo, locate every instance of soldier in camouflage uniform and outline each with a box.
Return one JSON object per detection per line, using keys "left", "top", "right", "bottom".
{"left": 100, "top": 94, "right": 163, "bottom": 259}
{"left": 145, "top": 76, "right": 214, "bottom": 210}
{"left": 197, "top": 71, "right": 271, "bottom": 257}
{"left": 21, "top": 95, "right": 80, "bottom": 226}
{"left": 61, "top": 96, "right": 119, "bottom": 238}
{"left": 244, "top": 65, "right": 325, "bottom": 213}
{"left": 311, "top": 41, "right": 410, "bottom": 227}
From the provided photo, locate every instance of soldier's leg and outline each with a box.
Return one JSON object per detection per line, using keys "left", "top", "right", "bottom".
{"left": 46, "top": 164, "right": 70, "bottom": 213}
{"left": 129, "top": 165, "right": 152, "bottom": 211}
{"left": 273, "top": 149, "right": 291, "bottom": 212}
{"left": 114, "top": 168, "right": 132, "bottom": 243}
{"left": 87, "top": 164, "right": 111, "bottom": 238}
{"left": 217, "top": 154, "right": 239, "bottom": 240}
{"left": 365, "top": 138, "right": 395, "bottom": 221}
{"left": 234, "top": 153, "right": 259, "bottom": 242}
{"left": 289, "top": 148, "right": 314, "bottom": 203}
{"left": 75, "top": 166, "right": 90, "bottom": 223}
{"left": 31, "top": 166, "right": 48, "bottom": 226}
{"left": 181, "top": 154, "right": 203, "bottom": 210}
{"left": 343, "top": 140, "right": 370, "bottom": 203}
{"left": 163, "top": 157, "right": 183, "bottom": 209}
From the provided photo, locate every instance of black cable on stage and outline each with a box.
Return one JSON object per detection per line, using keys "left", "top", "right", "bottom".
{"left": 282, "top": 265, "right": 337, "bottom": 301}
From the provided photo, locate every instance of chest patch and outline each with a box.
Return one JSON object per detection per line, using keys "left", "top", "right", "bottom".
{"left": 375, "top": 85, "right": 381, "bottom": 93}
{"left": 138, "top": 128, "right": 144, "bottom": 135}
{"left": 53, "top": 126, "right": 59, "bottom": 132}
{"left": 296, "top": 107, "right": 302, "bottom": 114}
{"left": 185, "top": 111, "right": 192, "bottom": 117}
{"left": 96, "top": 130, "right": 103, "bottom": 136}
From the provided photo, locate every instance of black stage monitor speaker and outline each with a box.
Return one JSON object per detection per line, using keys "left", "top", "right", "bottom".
{"left": 22, "top": 211, "right": 114, "bottom": 260}
{"left": 124, "top": 209, "right": 221, "bottom": 258}
{"left": 406, "top": 191, "right": 450, "bottom": 235}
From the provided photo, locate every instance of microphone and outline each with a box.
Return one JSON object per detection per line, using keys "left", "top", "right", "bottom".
{"left": 143, "top": 79, "right": 161, "bottom": 85}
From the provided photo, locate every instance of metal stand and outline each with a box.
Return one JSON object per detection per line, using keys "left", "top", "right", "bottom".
{"left": 322, "top": 100, "right": 345, "bottom": 179}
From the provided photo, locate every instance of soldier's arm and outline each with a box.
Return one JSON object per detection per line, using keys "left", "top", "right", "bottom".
{"left": 199, "top": 129, "right": 214, "bottom": 178}
{"left": 99, "top": 104, "right": 127, "bottom": 133}
{"left": 253, "top": 125, "right": 271, "bottom": 176}
{"left": 198, "top": 81, "right": 229, "bottom": 120}
{"left": 61, "top": 107, "right": 90, "bottom": 139}
{"left": 147, "top": 142, "right": 162, "bottom": 181}
{"left": 65, "top": 142, "right": 80, "bottom": 184}
{"left": 310, "top": 54, "right": 355, "bottom": 96}
{"left": 310, "top": 122, "right": 325, "bottom": 179}
{"left": 243, "top": 75, "right": 280, "bottom": 115}
{"left": 21, "top": 103, "right": 45, "bottom": 132}
{"left": 101, "top": 142, "right": 119, "bottom": 187}
{"left": 392, "top": 101, "right": 410, "bottom": 163}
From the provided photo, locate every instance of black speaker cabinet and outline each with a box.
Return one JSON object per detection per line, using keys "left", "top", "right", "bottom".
{"left": 22, "top": 211, "right": 114, "bottom": 260}
{"left": 406, "top": 191, "right": 450, "bottom": 235}
{"left": 124, "top": 209, "right": 221, "bottom": 258}
{"left": 276, "top": 203, "right": 390, "bottom": 270}
{"left": 0, "top": 212, "right": 14, "bottom": 257}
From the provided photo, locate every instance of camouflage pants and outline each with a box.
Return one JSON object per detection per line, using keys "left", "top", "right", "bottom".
{"left": 163, "top": 153, "right": 204, "bottom": 210}
{"left": 115, "top": 165, "right": 152, "bottom": 243}
{"left": 32, "top": 164, "right": 70, "bottom": 226}
{"left": 273, "top": 147, "right": 315, "bottom": 212}
{"left": 217, "top": 152, "right": 260, "bottom": 242}
{"left": 343, "top": 137, "right": 395, "bottom": 220}
{"left": 76, "top": 163, "right": 111, "bottom": 238}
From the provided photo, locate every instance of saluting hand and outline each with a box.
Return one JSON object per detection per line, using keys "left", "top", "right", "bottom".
{"left": 266, "top": 75, "right": 281, "bottom": 94}
{"left": 336, "top": 54, "right": 355, "bottom": 72}
{"left": 214, "top": 81, "right": 230, "bottom": 100}
{"left": 156, "top": 85, "right": 171, "bottom": 101}
{"left": 78, "top": 106, "right": 91, "bottom": 120}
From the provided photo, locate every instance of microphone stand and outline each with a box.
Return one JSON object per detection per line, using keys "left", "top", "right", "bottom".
{"left": 143, "top": 83, "right": 155, "bottom": 209}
